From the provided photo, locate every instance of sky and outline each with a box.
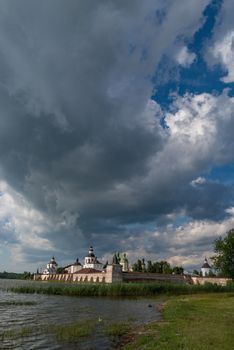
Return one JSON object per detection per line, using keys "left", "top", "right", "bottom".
{"left": 0, "top": 0, "right": 234, "bottom": 272}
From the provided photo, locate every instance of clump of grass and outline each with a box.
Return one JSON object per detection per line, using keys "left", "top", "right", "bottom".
{"left": 0, "top": 326, "right": 33, "bottom": 340}
{"left": 9, "top": 281, "right": 234, "bottom": 297}
{"left": 105, "top": 322, "right": 131, "bottom": 337}
{"left": 52, "top": 320, "right": 96, "bottom": 341}
{"left": 0, "top": 301, "right": 37, "bottom": 306}
{"left": 0, "top": 320, "right": 97, "bottom": 343}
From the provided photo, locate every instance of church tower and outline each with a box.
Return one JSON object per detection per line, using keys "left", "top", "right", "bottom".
{"left": 83, "top": 246, "right": 103, "bottom": 271}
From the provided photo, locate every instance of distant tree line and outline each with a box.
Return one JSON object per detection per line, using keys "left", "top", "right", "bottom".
{"left": 132, "top": 258, "right": 184, "bottom": 275}
{"left": 0, "top": 271, "right": 33, "bottom": 280}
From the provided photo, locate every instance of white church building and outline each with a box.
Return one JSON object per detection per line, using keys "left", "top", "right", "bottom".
{"left": 43, "top": 256, "right": 58, "bottom": 275}
{"left": 83, "top": 246, "right": 104, "bottom": 270}
{"left": 201, "top": 257, "right": 213, "bottom": 277}
{"left": 43, "top": 246, "right": 106, "bottom": 275}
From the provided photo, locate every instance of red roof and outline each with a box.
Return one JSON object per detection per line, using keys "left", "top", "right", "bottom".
{"left": 77, "top": 268, "right": 101, "bottom": 274}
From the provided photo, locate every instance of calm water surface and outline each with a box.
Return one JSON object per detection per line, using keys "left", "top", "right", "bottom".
{"left": 0, "top": 279, "right": 161, "bottom": 350}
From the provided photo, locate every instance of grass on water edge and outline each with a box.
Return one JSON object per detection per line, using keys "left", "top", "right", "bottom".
{"left": 8, "top": 281, "right": 234, "bottom": 297}
{"left": 52, "top": 320, "right": 96, "bottom": 341}
{"left": 0, "top": 319, "right": 97, "bottom": 342}
{"left": 0, "top": 318, "right": 134, "bottom": 344}
{"left": 122, "top": 293, "right": 234, "bottom": 350}
{"left": 105, "top": 322, "right": 132, "bottom": 337}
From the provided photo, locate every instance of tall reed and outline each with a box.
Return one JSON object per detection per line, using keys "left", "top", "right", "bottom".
{"left": 9, "top": 281, "right": 234, "bottom": 297}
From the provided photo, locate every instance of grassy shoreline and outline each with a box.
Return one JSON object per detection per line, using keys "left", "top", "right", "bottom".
{"left": 3, "top": 284, "right": 234, "bottom": 349}
{"left": 122, "top": 293, "right": 234, "bottom": 350}
{"left": 8, "top": 281, "right": 234, "bottom": 297}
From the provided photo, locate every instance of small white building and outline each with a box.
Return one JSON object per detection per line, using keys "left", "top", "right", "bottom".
{"left": 43, "top": 256, "right": 58, "bottom": 274}
{"left": 83, "top": 246, "right": 103, "bottom": 271}
{"left": 201, "top": 257, "right": 212, "bottom": 277}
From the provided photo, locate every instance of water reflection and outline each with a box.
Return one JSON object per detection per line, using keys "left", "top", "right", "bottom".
{"left": 0, "top": 279, "right": 161, "bottom": 350}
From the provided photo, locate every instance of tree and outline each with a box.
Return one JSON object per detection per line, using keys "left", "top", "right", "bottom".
{"left": 132, "top": 259, "right": 142, "bottom": 272}
{"left": 22, "top": 271, "right": 32, "bottom": 279}
{"left": 56, "top": 267, "right": 64, "bottom": 274}
{"left": 172, "top": 266, "right": 184, "bottom": 275}
{"left": 147, "top": 260, "right": 153, "bottom": 272}
{"left": 161, "top": 261, "right": 172, "bottom": 274}
{"left": 212, "top": 229, "right": 234, "bottom": 279}
{"left": 193, "top": 269, "right": 200, "bottom": 276}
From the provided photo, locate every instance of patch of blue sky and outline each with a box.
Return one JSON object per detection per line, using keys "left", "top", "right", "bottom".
{"left": 152, "top": 0, "right": 234, "bottom": 109}
{"left": 134, "top": 214, "right": 191, "bottom": 232}
{"left": 124, "top": 221, "right": 156, "bottom": 234}
{"left": 204, "top": 163, "right": 234, "bottom": 185}
{"left": 189, "top": 0, "right": 222, "bottom": 51}
{"left": 173, "top": 214, "right": 191, "bottom": 228}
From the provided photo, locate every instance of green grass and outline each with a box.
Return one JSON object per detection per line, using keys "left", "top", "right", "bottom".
{"left": 53, "top": 320, "right": 96, "bottom": 341}
{"left": 105, "top": 322, "right": 131, "bottom": 337}
{"left": 0, "top": 320, "right": 97, "bottom": 342}
{"left": 122, "top": 293, "right": 234, "bottom": 350}
{"left": 8, "top": 281, "right": 234, "bottom": 297}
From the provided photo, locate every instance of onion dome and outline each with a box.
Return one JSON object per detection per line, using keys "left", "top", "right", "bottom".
{"left": 74, "top": 258, "right": 82, "bottom": 266}
{"left": 87, "top": 246, "right": 95, "bottom": 257}
{"left": 49, "top": 256, "right": 58, "bottom": 265}
{"left": 202, "top": 257, "right": 211, "bottom": 269}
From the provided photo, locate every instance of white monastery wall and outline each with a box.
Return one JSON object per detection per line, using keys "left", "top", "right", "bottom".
{"left": 191, "top": 277, "right": 231, "bottom": 286}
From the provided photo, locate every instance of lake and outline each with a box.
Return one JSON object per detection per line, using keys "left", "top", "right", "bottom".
{"left": 0, "top": 279, "right": 161, "bottom": 349}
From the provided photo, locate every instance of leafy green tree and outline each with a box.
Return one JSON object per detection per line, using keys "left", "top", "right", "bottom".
{"left": 146, "top": 261, "right": 172, "bottom": 274}
{"left": 133, "top": 259, "right": 182, "bottom": 275}
{"left": 161, "top": 261, "right": 172, "bottom": 274}
{"left": 23, "top": 271, "right": 32, "bottom": 279}
{"left": 193, "top": 269, "right": 200, "bottom": 276}
{"left": 212, "top": 229, "right": 234, "bottom": 279}
{"left": 172, "top": 266, "right": 184, "bottom": 275}
{"left": 132, "top": 259, "right": 143, "bottom": 272}
{"left": 56, "top": 267, "right": 64, "bottom": 274}
{"left": 147, "top": 260, "right": 153, "bottom": 272}
{"left": 152, "top": 261, "right": 163, "bottom": 273}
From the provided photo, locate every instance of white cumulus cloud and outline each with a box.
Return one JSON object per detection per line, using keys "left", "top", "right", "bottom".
{"left": 176, "top": 46, "right": 196, "bottom": 67}
{"left": 212, "top": 30, "right": 234, "bottom": 83}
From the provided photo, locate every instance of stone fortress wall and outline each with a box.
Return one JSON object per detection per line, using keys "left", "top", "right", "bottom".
{"left": 35, "top": 264, "right": 123, "bottom": 284}
{"left": 191, "top": 276, "right": 231, "bottom": 286}
{"left": 122, "top": 271, "right": 187, "bottom": 283}
{"left": 35, "top": 270, "right": 231, "bottom": 285}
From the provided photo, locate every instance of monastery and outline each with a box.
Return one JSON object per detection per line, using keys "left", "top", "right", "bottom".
{"left": 34, "top": 247, "right": 230, "bottom": 285}
{"left": 35, "top": 246, "right": 187, "bottom": 284}
{"left": 36, "top": 246, "right": 128, "bottom": 283}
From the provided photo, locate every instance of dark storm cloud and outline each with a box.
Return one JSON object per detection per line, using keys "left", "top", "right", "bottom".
{"left": 0, "top": 224, "right": 19, "bottom": 245}
{"left": 2, "top": 0, "right": 231, "bottom": 267}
